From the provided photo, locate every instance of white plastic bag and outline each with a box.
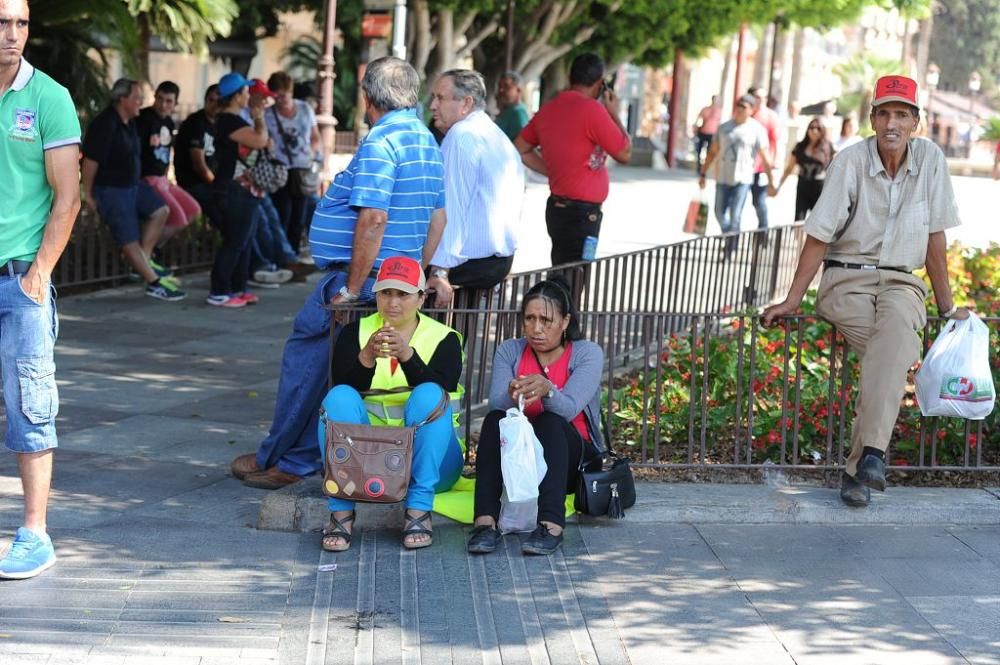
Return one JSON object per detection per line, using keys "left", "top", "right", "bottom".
{"left": 498, "top": 397, "right": 548, "bottom": 503}
{"left": 915, "top": 313, "right": 996, "bottom": 420}
{"left": 498, "top": 492, "right": 538, "bottom": 534}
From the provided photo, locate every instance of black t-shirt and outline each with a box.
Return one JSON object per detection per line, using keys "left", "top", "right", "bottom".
{"left": 174, "top": 109, "right": 217, "bottom": 189}
{"left": 331, "top": 320, "right": 462, "bottom": 393}
{"left": 135, "top": 107, "right": 175, "bottom": 177}
{"left": 212, "top": 112, "right": 251, "bottom": 187}
{"left": 792, "top": 142, "right": 832, "bottom": 183}
{"left": 82, "top": 106, "right": 140, "bottom": 187}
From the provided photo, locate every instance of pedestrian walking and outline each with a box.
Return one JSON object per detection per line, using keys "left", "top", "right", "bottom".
{"left": 763, "top": 75, "right": 969, "bottom": 507}
{"left": 692, "top": 95, "right": 721, "bottom": 174}
{"left": 776, "top": 117, "right": 835, "bottom": 221}
{"left": 698, "top": 95, "right": 776, "bottom": 259}
{"left": 0, "top": 0, "right": 82, "bottom": 579}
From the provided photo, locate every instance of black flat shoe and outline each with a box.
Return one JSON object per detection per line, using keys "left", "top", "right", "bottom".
{"left": 467, "top": 524, "right": 502, "bottom": 554}
{"left": 521, "top": 523, "right": 563, "bottom": 556}
{"left": 840, "top": 472, "right": 870, "bottom": 507}
{"left": 855, "top": 454, "right": 887, "bottom": 492}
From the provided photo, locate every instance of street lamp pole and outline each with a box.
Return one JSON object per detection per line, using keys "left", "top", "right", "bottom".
{"left": 392, "top": 0, "right": 407, "bottom": 59}
{"left": 925, "top": 62, "right": 939, "bottom": 145}
{"left": 316, "top": 0, "right": 339, "bottom": 171}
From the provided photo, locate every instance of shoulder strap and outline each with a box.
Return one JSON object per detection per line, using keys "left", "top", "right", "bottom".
{"left": 271, "top": 106, "right": 295, "bottom": 161}
{"left": 359, "top": 386, "right": 450, "bottom": 427}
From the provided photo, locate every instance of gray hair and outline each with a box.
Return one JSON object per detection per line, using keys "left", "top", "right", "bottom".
{"left": 361, "top": 57, "right": 420, "bottom": 111}
{"left": 500, "top": 71, "right": 523, "bottom": 87}
{"left": 441, "top": 69, "right": 487, "bottom": 111}
{"left": 110, "top": 78, "right": 139, "bottom": 101}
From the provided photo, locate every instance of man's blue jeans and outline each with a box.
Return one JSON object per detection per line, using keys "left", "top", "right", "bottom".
{"left": 751, "top": 172, "right": 769, "bottom": 229}
{"left": 714, "top": 182, "right": 750, "bottom": 258}
{"left": 254, "top": 271, "right": 375, "bottom": 477}
{"left": 318, "top": 383, "right": 463, "bottom": 512}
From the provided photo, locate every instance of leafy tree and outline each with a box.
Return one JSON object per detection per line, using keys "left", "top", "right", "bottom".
{"left": 127, "top": 0, "right": 238, "bottom": 80}
{"left": 928, "top": 0, "right": 1000, "bottom": 99}
{"left": 833, "top": 52, "right": 901, "bottom": 129}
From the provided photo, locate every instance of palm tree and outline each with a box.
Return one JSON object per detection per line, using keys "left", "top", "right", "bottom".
{"left": 127, "top": 0, "right": 238, "bottom": 81}
{"left": 833, "top": 53, "right": 900, "bottom": 132}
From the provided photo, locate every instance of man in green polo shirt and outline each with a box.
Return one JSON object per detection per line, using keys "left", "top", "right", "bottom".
{"left": 494, "top": 71, "right": 530, "bottom": 142}
{"left": 0, "top": 0, "right": 82, "bottom": 579}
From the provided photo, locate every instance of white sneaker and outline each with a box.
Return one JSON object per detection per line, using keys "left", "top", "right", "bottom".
{"left": 247, "top": 279, "right": 281, "bottom": 289}
{"left": 252, "top": 268, "right": 293, "bottom": 284}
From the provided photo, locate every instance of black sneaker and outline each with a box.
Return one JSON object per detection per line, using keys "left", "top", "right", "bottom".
{"left": 467, "top": 524, "right": 502, "bottom": 554}
{"left": 521, "top": 523, "right": 563, "bottom": 556}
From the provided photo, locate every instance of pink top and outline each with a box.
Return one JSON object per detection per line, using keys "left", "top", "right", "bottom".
{"left": 697, "top": 105, "right": 721, "bottom": 134}
{"left": 516, "top": 343, "right": 590, "bottom": 441}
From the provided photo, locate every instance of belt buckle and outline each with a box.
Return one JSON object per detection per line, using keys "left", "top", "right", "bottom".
{"left": 860, "top": 265, "right": 877, "bottom": 271}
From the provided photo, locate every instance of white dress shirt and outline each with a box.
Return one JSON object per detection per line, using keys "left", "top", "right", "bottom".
{"left": 431, "top": 110, "right": 525, "bottom": 269}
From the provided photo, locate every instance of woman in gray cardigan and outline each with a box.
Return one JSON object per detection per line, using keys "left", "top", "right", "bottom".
{"left": 468, "top": 278, "right": 604, "bottom": 556}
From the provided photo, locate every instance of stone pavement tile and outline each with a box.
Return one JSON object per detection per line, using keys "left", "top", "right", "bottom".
{"left": 57, "top": 317, "right": 214, "bottom": 349}
{"left": 750, "top": 593, "right": 969, "bottom": 665}
{"left": 869, "top": 557, "right": 1000, "bottom": 597}
{"left": 54, "top": 339, "right": 135, "bottom": 371}
{"left": 695, "top": 524, "right": 859, "bottom": 566}
{"left": 67, "top": 351, "right": 273, "bottom": 389}
{"left": 833, "top": 525, "right": 985, "bottom": 561}
{"left": 948, "top": 526, "right": 1000, "bottom": 564}
{"left": 152, "top": 388, "right": 276, "bottom": 427}
{"left": 127, "top": 479, "right": 266, "bottom": 528}
{"left": 617, "top": 626, "right": 796, "bottom": 665}
{"left": 0, "top": 656, "right": 49, "bottom": 665}
{"left": 56, "top": 415, "right": 267, "bottom": 465}
{"left": 49, "top": 404, "right": 133, "bottom": 435}
{"left": 118, "top": 657, "right": 201, "bottom": 665}
{"left": 906, "top": 595, "right": 1000, "bottom": 665}
{"left": 576, "top": 519, "right": 717, "bottom": 560}
{"left": 726, "top": 558, "right": 895, "bottom": 597}
{"left": 57, "top": 370, "right": 236, "bottom": 414}
{"left": 0, "top": 587, "right": 130, "bottom": 611}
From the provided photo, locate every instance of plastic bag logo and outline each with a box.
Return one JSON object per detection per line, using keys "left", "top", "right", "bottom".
{"left": 939, "top": 377, "right": 994, "bottom": 402}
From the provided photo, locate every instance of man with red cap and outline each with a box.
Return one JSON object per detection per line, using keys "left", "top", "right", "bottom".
{"left": 763, "top": 75, "right": 970, "bottom": 507}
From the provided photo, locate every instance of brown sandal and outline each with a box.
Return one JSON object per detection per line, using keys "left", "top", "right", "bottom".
{"left": 321, "top": 511, "right": 355, "bottom": 552}
{"left": 402, "top": 510, "right": 433, "bottom": 550}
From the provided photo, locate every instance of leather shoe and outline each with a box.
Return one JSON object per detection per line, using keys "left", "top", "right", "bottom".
{"left": 840, "top": 471, "right": 870, "bottom": 507}
{"left": 230, "top": 453, "right": 260, "bottom": 481}
{"left": 522, "top": 523, "right": 563, "bottom": 556}
{"left": 242, "top": 466, "right": 304, "bottom": 490}
{"left": 467, "top": 524, "right": 502, "bottom": 554}
{"left": 855, "top": 454, "right": 887, "bottom": 492}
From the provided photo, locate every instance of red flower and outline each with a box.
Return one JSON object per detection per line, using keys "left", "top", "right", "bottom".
{"left": 816, "top": 339, "right": 827, "bottom": 351}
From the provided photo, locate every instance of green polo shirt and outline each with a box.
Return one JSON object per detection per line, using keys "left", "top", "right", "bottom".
{"left": 495, "top": 102, "right": 530, "bottom": 142}
{"left": 0, "top": 59, "right": 80, "bottom": 265}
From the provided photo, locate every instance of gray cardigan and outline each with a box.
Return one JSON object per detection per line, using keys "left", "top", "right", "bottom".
{"left": 488, "top": 338, "right": 606, "bottom": 453}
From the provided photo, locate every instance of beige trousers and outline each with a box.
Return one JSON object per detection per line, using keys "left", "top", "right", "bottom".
{"left": 815, "top": 267, "right": 927, "bottom": 476}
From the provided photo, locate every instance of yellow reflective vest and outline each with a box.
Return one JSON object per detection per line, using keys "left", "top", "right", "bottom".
{"left": 357, "top": 312, "right": 465, "bottom": 450}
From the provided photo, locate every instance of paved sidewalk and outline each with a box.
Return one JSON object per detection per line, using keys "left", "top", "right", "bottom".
{"left": 0, "top": 270, "right": 997, "bottom": 664}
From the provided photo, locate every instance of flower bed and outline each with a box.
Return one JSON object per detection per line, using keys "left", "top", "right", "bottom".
{"left": 608, "top": 242, "right": 1000, "bottom": 469}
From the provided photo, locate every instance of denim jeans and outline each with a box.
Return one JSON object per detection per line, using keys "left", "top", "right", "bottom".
{"left": 251, "top": 194, "right": 297, "bottom": 271}
{"left": 714, "top": 182, "right": 751, "bottom": 258}
{"left": 271, "top": 184, "right": 308, "bottom": 255}
{"left": 751, "top": 171, "right": 770, "bottom": 229}
{"left": 0, "top": 274, "right": 59, "bottom": 453}
{"left": 318, "top": 383, "right": 463, "bottom": 512}
{"left": 254, "top": 271, "right": 376, "bottom": 477}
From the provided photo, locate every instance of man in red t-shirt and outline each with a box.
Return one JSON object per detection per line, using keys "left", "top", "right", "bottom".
{"left": 748, "top": 86, "right": 779, "bottom": 229}
{"left": 515, "top": 53, "right": 631, "bottom": 267}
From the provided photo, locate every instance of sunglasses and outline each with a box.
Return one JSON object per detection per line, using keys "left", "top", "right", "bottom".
{"left": 808, "top": 125, "right": 822, "bottom": 131}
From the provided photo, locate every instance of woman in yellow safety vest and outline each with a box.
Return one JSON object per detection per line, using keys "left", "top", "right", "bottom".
{"left": 318, "top": 256, "right": 463, "bottom": 551}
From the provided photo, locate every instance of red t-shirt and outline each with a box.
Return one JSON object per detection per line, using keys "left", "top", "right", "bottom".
{"left": 752, "top": 105, "right": 779, "bottom": 174}
{"left": 519, "top": 90, "right": 628, "bottom": 204}
{"left": 516, "top": 342, "right": 590, "bottom": 441}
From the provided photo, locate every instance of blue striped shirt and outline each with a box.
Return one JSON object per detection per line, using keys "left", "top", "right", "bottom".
{"left": 309, "top": 108, "right": 445, "bottom": 270}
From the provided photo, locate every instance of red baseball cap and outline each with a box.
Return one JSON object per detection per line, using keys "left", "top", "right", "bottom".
{"left": 374, "top": 257, "right": 426, "bottom": 294}
{"left": 872, "top": 75, "right": 920, "bottom": 110}
{"left": 249, "top": 79, "right": 276, "bottom": 98}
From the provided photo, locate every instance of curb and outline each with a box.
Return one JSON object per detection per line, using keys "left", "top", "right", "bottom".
{"left": 257, "top": 478, "right": 1000, "bottom": 532}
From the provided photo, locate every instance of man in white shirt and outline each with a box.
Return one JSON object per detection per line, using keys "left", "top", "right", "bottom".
{"left": 427, "top": 69, "right": 525, "bottom": 308}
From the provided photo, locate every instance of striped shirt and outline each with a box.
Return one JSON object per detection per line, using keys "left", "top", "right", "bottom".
{"left": 805, "top": 136, "right": 960, "bottom": 271}
{"left": 431, "top": 110, "right": 524, "bottom": 269}
{"left": 309, "top": 108, "right": 445, "bottom": 270}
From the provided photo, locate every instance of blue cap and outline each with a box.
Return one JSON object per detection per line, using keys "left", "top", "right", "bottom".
{"left": 218, "top": 72, "right": 250, "bottom": 98}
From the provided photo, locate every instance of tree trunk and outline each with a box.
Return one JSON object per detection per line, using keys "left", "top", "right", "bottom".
{"left": 411, "top": 0, "right": 432, "bottom": 76}
{"left": 138, "top": 14, "right": 152, "bottom": 83}
{"left": 787, "top": 27, "right": 806, "bottom": 106}
{"left": 718, "top": 36, "right": 735, "bottom": 110}
{"left": 769, "top": 23, "right": 789, "bottom": 107}
{"left": 915, "top": 13, "right": 933, "bottom": 85}
{"left": 900, "top": 16, "right": 912, "bottom": 73}
{"left": 751, "top": 23, "right": 771, "bottom": 90}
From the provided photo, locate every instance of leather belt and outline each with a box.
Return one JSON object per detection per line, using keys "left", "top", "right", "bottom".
{"left": 549, "top": 195, "right": 602, "bottom": 210}
{"left": 327, "top": 263, "right": 380, "bottom": 280}
{"left": 824, "top": 260, "right": 910, "bottom": 274}
{"left": 0, "top": 260, "right": 33, "bottom": 276}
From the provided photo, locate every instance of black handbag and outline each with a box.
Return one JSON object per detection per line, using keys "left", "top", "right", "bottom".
{"left": 575, "top": 453, "right": 636, "bottom": 518}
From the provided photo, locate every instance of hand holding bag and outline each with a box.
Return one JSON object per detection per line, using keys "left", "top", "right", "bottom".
{"left": 320, "top": 387, "right": 450, "bottom": 504}
{"left": 683, "top": 190, "right": 709, "bottom": 235}
{"left": 915, "top": 312, "right": 996, "bottom": 420}
{"left": 498, "top": 396, "right": 548, "bottom": 503}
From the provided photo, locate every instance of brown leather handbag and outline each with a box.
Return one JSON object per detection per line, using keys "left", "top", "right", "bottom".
{"left": 320, "top": 387, "right": 449, "bottom": 504}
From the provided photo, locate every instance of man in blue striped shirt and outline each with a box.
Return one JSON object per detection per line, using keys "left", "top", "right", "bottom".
{"left": 232, "top": 57, "right": 446, "bottom": 489}
{"left": 426, "top": 69, "right": 524, "bottom": 309}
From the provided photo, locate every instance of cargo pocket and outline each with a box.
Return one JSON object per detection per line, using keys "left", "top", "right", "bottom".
{"left": 17, "top": 356, "right": 59, "bottom": 425}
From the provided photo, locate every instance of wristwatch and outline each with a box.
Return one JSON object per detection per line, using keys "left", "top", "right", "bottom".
{"left": 338, "top": 286, "right": 360, "bottom": 302}
{"left": 940, "top": 305, "right": 958, "bottom": 318}
{"left": 544, "top": 382, "right": 555, "bottom": 400}
{"left": 431, "top": 267, "right": 449, "bottom": 280}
